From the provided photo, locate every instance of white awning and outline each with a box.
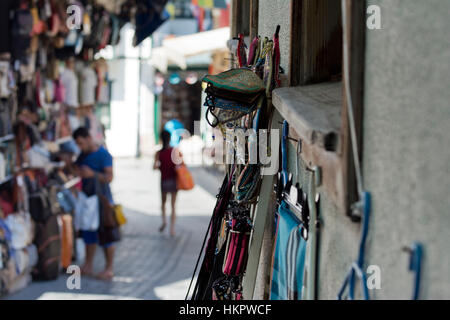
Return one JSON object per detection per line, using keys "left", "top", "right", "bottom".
{"left": 149, "top": 27, "right": 230, "bottom": 72}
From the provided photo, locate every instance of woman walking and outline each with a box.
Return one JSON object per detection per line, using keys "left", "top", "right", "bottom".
{"left": 153, "top": 130, "right": 181, "bottom": 237}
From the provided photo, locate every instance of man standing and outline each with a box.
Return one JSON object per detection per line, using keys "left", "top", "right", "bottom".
{"left": 73, "top": 127, "right": 118, "bottom": 281}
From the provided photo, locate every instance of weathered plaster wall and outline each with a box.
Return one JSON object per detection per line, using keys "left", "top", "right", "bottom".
{"left": 362, "top": 0, "right": 450, "bottom": 299}
{"left": 257, "top": 0, "right": 292, "bottom": 77}
{"left": 251, "top": 0, "right": 450, "bottom": 299}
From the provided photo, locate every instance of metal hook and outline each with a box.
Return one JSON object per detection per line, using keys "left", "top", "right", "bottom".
{"left": 403, "top": 242, "right": 423, "bottom": 300}
{"left": 305, "top": 166, "right": 322, "bottom": 187}
{"left": 337, "top": 191, "right": 372, "bottom": 300}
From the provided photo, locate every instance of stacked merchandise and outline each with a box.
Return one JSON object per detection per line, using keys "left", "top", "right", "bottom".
{"left": 187, "top": 27, "right": 282, "bottom": 300}
{"left": 0, "top": 0, "right": 122, "bottom": 297}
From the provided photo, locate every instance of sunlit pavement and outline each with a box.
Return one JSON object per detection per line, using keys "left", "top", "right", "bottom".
{"left": 4, "top": 156, "right": 222, "bottom": 300}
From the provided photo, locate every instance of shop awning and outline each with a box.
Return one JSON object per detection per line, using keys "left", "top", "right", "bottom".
{"left": 149, "top": 27, "right": 230, "bottom": 72}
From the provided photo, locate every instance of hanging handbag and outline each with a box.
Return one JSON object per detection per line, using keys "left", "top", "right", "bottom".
{"left": 175, "top": 163, "right": 194, "bottom": 191}
{"left": 95, "top": 175, "right": 117, "bottom": 229}
{"left": 204, "top": 95, "right": 259, "bottom": 128}
{"left": 113, "top": 204, "right": 127, "bottom": 227}
{"left": 28, "top": 189, "right": 53, "bottom": 223}
{"left": 74, "top": 190, "right": 99, "bottom": 231}
{"left": 222, "top": 207, "right": 252, "bottom": 276}
{"left": 202, "top": 68, "right": 265, "bottom": 105}
{"left": 202, "top": 68, "right": 266, "bottom": 128}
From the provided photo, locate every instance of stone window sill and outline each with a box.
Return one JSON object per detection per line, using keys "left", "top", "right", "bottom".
{"left": 272, "top": 81, "right": 342, "bottom": 152}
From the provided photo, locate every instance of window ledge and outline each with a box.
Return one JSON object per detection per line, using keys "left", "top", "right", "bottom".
{"left": 272, "top": 82, "right": 342, "bottom": 151}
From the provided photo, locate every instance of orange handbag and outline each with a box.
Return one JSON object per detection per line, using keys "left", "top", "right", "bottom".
{"left": 175, "top": 163, "right": 194, "bottom": 191}
{"left": 60, "top": 214, "right": 73, "bottom": 269}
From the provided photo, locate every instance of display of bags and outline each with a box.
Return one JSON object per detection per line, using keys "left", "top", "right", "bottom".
{"left": 28, "top": 190, "right": 53, "bottom": 223}
{"left": 32, "top": 214, "right": 61, "bottom": 280}
{"left": 202, "top": 69, "right": 266, "bottom": 128}
{"left": 11, "top": 8, "right": 34, "bottom": 63}
{"left": 202, "top": 69, "right": 266, "bottom": 104}
{"left": 83, "top": 8, "right": 106, "bottom": 49}
{"left": 60, "top": 68, "right": 79, "bottom": 108}
{"left": 60, "top": 214, "right": 73, "bottom": 269}
{"left": 79, "top": 65, "right": 97, "bottom": 107}
{"left": 222, "top": 207, "right": 252, "bottom": 276}
{"left": 204, "top": 95, "right": 258, "bottom": 128}
{"left": 175, "top": 163, "right": 195, "bottom": 191}
{"left": 4, "top": 212, "right": 34, "bottom": 251}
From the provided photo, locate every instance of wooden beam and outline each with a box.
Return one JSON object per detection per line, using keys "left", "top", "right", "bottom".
{"left": 341, "top": 0, "right": 366, "bottom": 217}
{"left": 299, "top": 0, "right": 343, "bottom": 85}
{"left": 250, "top": 0, "right": 259, "bottom": 41}
{"left": 231, "top": 0, "right": 251, "bottom": 37}
{"left": 289, "top": 0, "right": 302, "bottom": 86}
{"left": 231, "top": 0, "right": 238, "bottom": 37}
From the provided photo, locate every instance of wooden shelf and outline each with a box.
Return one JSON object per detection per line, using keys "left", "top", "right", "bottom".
{"left": 272, "top": 81, "right": 342, "bottom": 151}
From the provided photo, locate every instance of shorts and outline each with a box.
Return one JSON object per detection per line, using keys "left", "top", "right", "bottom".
{"left": 80, "top": 230, "right": 115, "bottom": 248}
{"left": 161, "top": 178, "right": 177, "bottom": 193}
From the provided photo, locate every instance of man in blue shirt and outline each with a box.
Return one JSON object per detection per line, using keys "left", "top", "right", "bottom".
{"left": 73, "top": 127, "right": 117, "bottom": 281}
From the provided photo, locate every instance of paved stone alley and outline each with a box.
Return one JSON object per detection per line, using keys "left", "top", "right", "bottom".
{"left": 3, "top": 157, "right": 222, "bottom": 300}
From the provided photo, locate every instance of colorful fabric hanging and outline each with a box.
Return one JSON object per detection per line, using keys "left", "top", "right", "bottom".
{"left": 270, "top": 201, "right": 307, "bottom": 300}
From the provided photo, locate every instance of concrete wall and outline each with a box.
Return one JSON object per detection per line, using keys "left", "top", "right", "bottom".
{"left": 362, "top": 0, "right": 450, "bottom": 299}
{"left": 257, "top": 0, "right": 292, "bottom": 78}
{"left": 252, "top": 0, "right": 450, "bottom": 299}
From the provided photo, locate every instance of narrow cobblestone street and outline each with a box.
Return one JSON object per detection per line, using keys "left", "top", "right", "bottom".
{"left": 4, "top": 157, "right": 222, "bottom": 300}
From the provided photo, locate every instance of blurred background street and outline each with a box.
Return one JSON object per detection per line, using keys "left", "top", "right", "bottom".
{"left": 4, "top": 156, "right": 222, "bottom": 300}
